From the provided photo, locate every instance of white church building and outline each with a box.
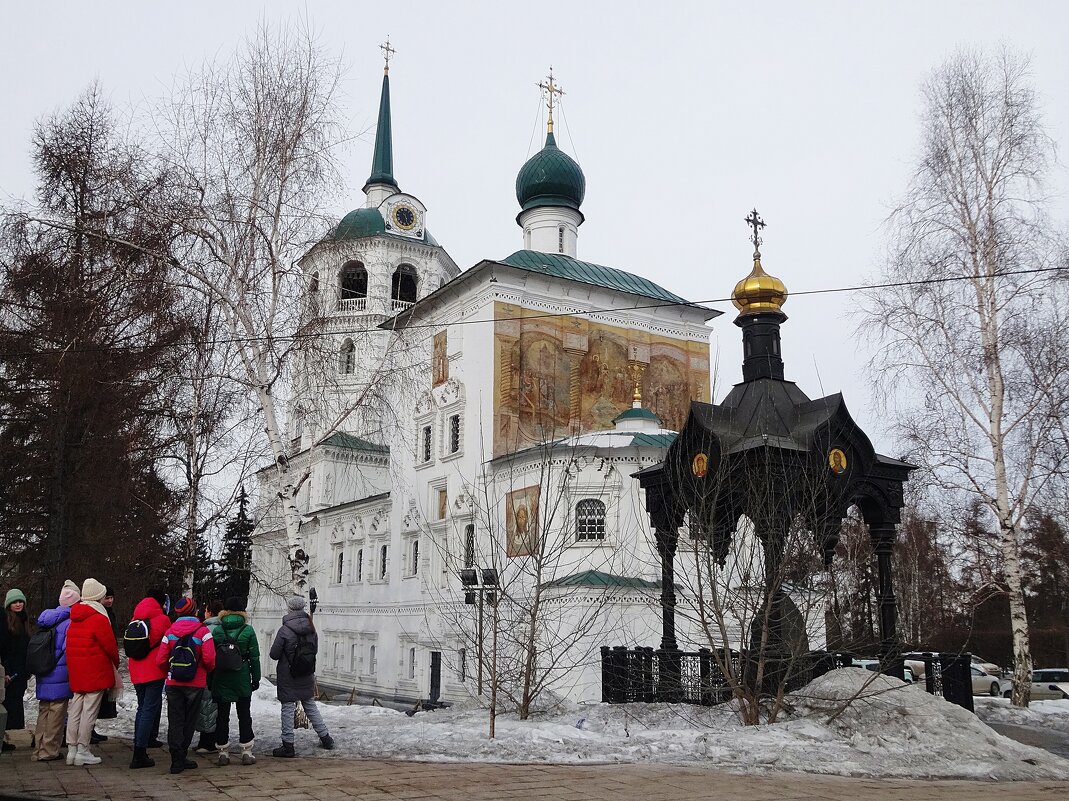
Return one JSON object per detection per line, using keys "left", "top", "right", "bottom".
{"left": 249, "top": 58, "right": 819, "bottom": 706}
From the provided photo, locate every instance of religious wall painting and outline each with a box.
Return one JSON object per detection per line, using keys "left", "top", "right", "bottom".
{"left": 645, "top": 348, "right": 689, "bottom": 432}
{"left": 828, "top": 448, "right": 848, "bottom": 475}
{"left": 432, "top": 330, "right": 448, "bottom": 387}
{"left": 517, "top": 332, "right": 571, "bottom": 441}
{"left": 505, "top": 484, "right": 541, "bottom": 558}
{"left": 579, "top": 331, "right": 630, "bottom": 430}
{"left": 691, "top": 452, "right": 709, "bottom": 478}
{"left": 492, "top": 304, "right": 710, "bottom": 455}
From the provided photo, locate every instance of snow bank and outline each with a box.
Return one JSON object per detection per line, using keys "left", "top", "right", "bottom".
{"left": 25, "top": 668, "right": 1069, "bottom": 780}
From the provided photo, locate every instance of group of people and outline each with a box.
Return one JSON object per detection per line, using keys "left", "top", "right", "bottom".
{"left": 0, "top": 581, "right": 334, "bottom": 774}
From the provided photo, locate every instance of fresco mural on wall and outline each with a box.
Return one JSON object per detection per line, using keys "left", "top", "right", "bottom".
{"left": 493, "top": 302, "right": 709, "bottom": 456}
{"left": 505, "top": 484, "right": 541, "bottom": 558}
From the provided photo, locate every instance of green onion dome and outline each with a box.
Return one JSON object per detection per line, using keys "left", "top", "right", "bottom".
{"left": 334, "top": 208, "right": 386, "bottom": 240}
{"left": 515, "top": 132, "right": 586, "bottom": 213}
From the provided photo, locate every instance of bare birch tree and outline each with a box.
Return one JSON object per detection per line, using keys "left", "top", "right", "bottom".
{"left": 862, "top": 49, "right": 1069, "bottom": 705}
{"left": 152, "top": 23, "right": 349, "bottom": 592}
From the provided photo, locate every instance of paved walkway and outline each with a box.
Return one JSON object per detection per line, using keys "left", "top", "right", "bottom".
{"left": 3, "top": 730, "right": 1069, "bottom": 801}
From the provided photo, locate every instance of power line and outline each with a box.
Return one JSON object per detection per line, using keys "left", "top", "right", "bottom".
{"left": 0, "top": 264, "right": 1061, "bottom": 358}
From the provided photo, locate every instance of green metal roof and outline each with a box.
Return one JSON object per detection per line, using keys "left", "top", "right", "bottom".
{"left": 500, "top": 250, "right": 689, "bottom": 304}
{"left": 628, "top": 432, "right": 678, "bottom": 448}
{"left": 516, "top": 132, "right": 585, "bottom": 212}
{"left": 542, "top": 570, "right": 661, "bottom": 590}
{"left": 363, "top": 73, "right": 398, "bottom": 192}
{"left": 320, "top": 431, "right": 389, "bottom": 455}
{"left": 334, "top": 208, "right": 386, "bottom": 240}
{"left": 613, "top": 406, "right": 663, "bottom": 424}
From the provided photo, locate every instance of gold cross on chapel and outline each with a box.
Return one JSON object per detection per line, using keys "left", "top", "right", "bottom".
{"left": 381, "top": 38, "right": 396, "bottom": 74}
{"left": 538, "top": 67, "right": 565, "bottom": 134}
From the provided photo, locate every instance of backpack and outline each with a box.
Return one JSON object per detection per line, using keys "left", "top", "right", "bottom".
{"left": 215, "top": 627, "right": 245, "bottom": 672}
{"left": 288, "top": 633, "right": 317, "bottom": 678}
{"left": 168, "top": 632, "right": 201, "bottom": 682}
{"left": 123, "top": 618, "right": 152, "bottom": 660}
{"left": 25, "top": 622, "right": 59, "bottom": 676}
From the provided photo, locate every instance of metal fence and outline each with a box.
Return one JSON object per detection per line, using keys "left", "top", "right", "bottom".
{"left": 601, "top": 646, "right": 974, "bottom": 711}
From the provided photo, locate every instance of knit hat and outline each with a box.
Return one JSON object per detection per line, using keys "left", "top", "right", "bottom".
{"left": 225, "top": 595, "right": 248, "bottom": 613}
{"left": 103, "top": 585, "right": 114, "bottom": 599}
{"left": 286, "top": 596, "right": 307, "bottom": 612}
{"left": 173, "top": 596, "right": 196, "bottom": 617}
{"left": 4, "top": 588, "right": 26, "bottom": 608}
{"left": 80, "top": 578, "right": 106, "bottom": 602}
{"left": 59, "top": 580, "right": 80, "bottom": 608}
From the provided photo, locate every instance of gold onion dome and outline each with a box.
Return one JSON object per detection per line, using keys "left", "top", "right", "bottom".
{"left": 731, "top": 252, "right": 788, "bottom": 315}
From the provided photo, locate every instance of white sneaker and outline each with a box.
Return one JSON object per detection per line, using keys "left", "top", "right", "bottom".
{"left": 74, "top": 744, "right": 101, "bottom": 766}
{"left": 65, "top": 746, "right": 76, "bottom": 766}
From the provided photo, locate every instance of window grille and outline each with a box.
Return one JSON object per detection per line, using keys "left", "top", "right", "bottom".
{"left": 448, "top": 414, "right": 461, "bottom": 454}
{"left": 463, "top": 524, "right": 475, "bottom": 569}
{"left": 421, "top": 425, "right": 432, "bottom": 462}
{"left": 575, "top": 498, "right": 606, "bottom": 541}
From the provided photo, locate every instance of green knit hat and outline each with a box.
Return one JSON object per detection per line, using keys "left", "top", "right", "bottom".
{"left": 5, "top": 588, "right": 26, "bottom": 608}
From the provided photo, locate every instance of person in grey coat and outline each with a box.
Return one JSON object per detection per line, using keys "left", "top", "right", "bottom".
{"left": 269, "top": 597, "right": 333, "bottom": 757}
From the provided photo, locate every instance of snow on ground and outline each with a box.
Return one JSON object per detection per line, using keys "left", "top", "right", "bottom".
{"left": 31, "top": 667, "right": 1069, "bottom": 780}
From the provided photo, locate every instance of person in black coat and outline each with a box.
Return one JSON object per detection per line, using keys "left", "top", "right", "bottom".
{"left": 1, "top": 588, "right": 31, "bottom": 749}
{"left": 268, "top": 597, "right": 333, "bottom": 757}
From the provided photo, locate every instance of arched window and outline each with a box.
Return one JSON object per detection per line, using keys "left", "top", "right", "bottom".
{"left": 391, "top": 265, "right": 418, "bottom": 304}
{"left": 355, "top": 548, "right": 363, "bottom": 582}
{"left": 379, "top": 544, "right": 389, "bottom": 579}
{"left": 575, "top": 499, "right": 606, "bottom": 541}
{"left": 335, "top": 550, "right": 345, "bottom": 583}
{"left": 369, "top": 644, "right": 377, "bottom": 675}
{"left": 340, "top": 261, "right": 368, "bottom": 300}
{"left": 463, "top": 524, "right": 475, "bottom": 569}
{"left": 339, "top": 339, "right": 355, "bottom": 374}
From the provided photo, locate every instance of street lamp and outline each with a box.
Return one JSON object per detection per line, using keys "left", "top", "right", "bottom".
{"left": 461, "top": 568, "right": 499, "bottom": 695}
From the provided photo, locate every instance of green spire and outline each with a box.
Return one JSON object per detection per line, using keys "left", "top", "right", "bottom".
{"left": 364, "top": 72, "right": 398, "bottom": 192}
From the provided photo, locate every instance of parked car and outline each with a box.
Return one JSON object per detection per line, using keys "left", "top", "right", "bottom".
{"left": 854, "top": 659, "right": 916, "bottom": 684}
{"left": 971, "top": 655, "right": 1005, "bottom": 677}
{"left": 1029, "top": 668, "right": 1069, "bottom": 700}
{"left": 971, "top": 665, "right": 1003, "bottom": 697}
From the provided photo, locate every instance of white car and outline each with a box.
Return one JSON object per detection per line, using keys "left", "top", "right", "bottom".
{"left": 971, "top": 665, "right": 1003, "bottom": 697}
{"left": 1030, "top": 668, "right": 1069, "bottom": 700}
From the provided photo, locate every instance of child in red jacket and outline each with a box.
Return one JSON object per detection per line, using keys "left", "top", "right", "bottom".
{"left": 156, "top": 596, "right": 216, "bottom": 774}
{"left": 64, "top": 578, "right": 119, "bottom": 766}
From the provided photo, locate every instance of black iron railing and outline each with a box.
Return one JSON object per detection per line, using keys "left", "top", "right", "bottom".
{"left": 601, "top": 647, "right": 974, "bottom": 711}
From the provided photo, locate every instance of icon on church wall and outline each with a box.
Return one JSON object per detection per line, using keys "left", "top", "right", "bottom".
{"left": 691, "top": 452, "right": 709, "bottom": 478}
{"left": 828, "top": 448, "right": 848, "bottom": 475}
{"left": 433, "top": 330, "right": 448, "bottom": 387}
{"left": 505, "top": 485, "right": 540, "bottom": 558}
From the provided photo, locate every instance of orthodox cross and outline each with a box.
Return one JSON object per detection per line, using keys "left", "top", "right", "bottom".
{"left": 381, "top": 38, "right": 395, "bottom": 74}
{"left": 538, "top": 67, "right": 565, "bottom": 134}
{"left": 745, "top": 208, "right": 766, "bottom": 254}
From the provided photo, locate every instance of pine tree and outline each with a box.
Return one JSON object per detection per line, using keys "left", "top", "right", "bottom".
{"left": 191, "top": 532, "right": 220, "bottom": 604}
{"left": 218, "top": 486, "right": 254, "bottom": 600}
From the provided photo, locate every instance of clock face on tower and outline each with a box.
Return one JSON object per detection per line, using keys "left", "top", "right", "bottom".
{"left": 392, "top": 204, "right": 417, "bottom": 231}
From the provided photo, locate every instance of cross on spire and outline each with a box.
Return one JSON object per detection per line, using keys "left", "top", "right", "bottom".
{"left": 745, "top": 208, "right": 766, "bottom": 255}
{"left": 538, "top": 67, "right": 565, "bottom": 134}
{"left": 380, "top": 38, "right": 395, "bottom": 74}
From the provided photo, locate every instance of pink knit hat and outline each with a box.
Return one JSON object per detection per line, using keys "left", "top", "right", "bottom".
{"left": 59, "top": 579, "right": 80, "bottom": 608}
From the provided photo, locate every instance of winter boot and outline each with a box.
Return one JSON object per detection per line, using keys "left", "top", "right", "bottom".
{"left": 319, "top": 734, "right": 335, "bottom": 750}
{"left": 129, "top": 747, "right": 155, "bottom": 769}
{"left": 216, "top": 742, "right": 230, "bottom": 766}
{"left": 170, "top": 749, "right": 185, "bottom": 774}
{"left": 272, "top": 741, "right": 296, "bottom": 758}
{"left": 182, "top": 750, "right": 199, "bottom": 770}
{"left": 240, "top": 740, "right": 256, "bottom": 765}
{"left": 73, "top": 744, "right": 101, "bottom": 766}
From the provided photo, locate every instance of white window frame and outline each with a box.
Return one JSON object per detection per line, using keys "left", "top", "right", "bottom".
{"left": 575, "top": 498, "right": 607, "bottom": 542}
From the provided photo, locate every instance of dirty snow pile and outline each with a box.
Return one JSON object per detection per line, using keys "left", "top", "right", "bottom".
{"left": 70, "top": 667, "right": 1069, "bottom": 780}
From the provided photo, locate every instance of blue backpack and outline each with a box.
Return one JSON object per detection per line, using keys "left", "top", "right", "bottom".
{"left": 168, "top": 633, "right": 201, "bottom": 682}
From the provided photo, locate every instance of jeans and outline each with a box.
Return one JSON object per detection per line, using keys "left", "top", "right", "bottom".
{"left": 215, "top": 697, "right": 254, "bottom": 746}
{"left": 165, "top": 686, "right": 204, "bottom": 753}
{"left": 279, "top": 699, "right": 328, "bottom": 743}
{"left": 133, "top": 679, "right": 164, "bottom": 748}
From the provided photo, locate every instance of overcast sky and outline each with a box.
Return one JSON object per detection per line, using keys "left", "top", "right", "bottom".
{"left": 2, "top": 1, "right": 1067, "bottom": 454}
